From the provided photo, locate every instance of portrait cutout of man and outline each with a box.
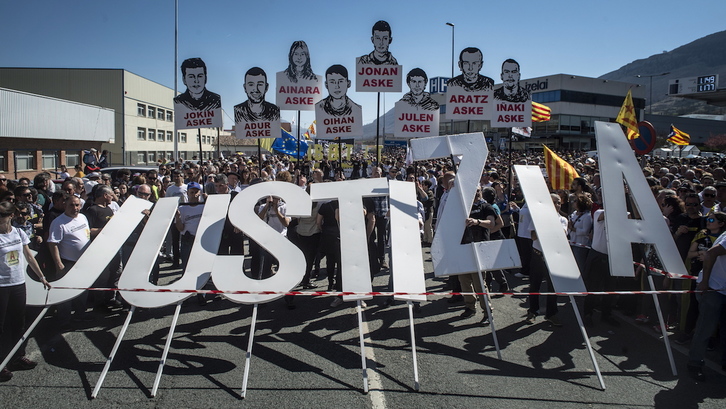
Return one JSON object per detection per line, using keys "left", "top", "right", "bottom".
{"left": 174, "top": 58, "right": 222, "bottom": 111}
{"left": 317, "top": 64, "right": 360, "bottom": 117}
{"left": 234, "top": 67, "right": 281, "bottom": 123}
{"left": 400, "top": 68, "right": 439, "bottom": 111}
{"left": 446, "top": 47, "right": 494, "bottom": 92}
{"left": 358, "top": 20, "right": 397, "bottom": 65}
{"left": 494, "top": 59, "right": 530, "bottom": 102}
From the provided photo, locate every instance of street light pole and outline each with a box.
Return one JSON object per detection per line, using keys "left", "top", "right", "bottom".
{"left": 635, "top": 72, "right": 670, "bottom": 114}
{"left": 446, "top": 22, "right": 454, "bottom": 135}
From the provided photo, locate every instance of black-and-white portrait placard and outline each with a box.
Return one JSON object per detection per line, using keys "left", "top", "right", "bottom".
{"left": 315, "top": 64, "right": 363, "bottom": 138}
{"left": 445, "top": 47, "right": 494, "bottom": 120}
{"left": 276, "top": 41, "right": 324, "bottom": 111}
{"left": 491, "top": 58, "right": 532, "bottom": 127}
{"left": 174, "top": 57, "right": 223, "bottom": 130}
{"left": 394, "top": 68, "right": 440, "bottom": 138}
{"left": 355, "top": 20, "right": 402, "bottom": 92}
{"left": 234, "top": 67, "right": 281, "bottom": 139}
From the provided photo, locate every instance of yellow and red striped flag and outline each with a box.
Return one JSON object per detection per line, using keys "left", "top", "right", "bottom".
{"left": 616, "top": 89, "right": 640, "bottom": 140}
{"left": 667, "top": 125, "right": 690, "bottom": 145}
{"left": 532, "top": 101, "right": 551, "bottom": 122}
{"left": 543, "top": 145, "right": 579, "bottom": 190}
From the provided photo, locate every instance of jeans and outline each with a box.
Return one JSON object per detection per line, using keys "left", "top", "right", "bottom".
{"left": 528, "top": 249, "right": 558, "bottom": 318}
{"left": 0, "top": 283, "right": 27, "bottom": 360}
{"left": 688, "top": 290, "right": 726, "bottom": 367}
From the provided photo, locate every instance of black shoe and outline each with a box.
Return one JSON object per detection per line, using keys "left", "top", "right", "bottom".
{"left": 0, "top": 368, "right": 12, "bottom": 382}
{"left": 601, "top": 315, "right": 620, "bottom": 327}
{"left": 687, "top": 364, "right": 706, "bottom": 381}
{"left": 674, "top": 333, "right": 692, "bottom": 345}
{"left": 302, "top": 282, "right": 317, "bottom": 289}
{"left": 447, "top": 295, "right": 464, "bottom": 304}
{"left": 197, "top": 294, "right": 207, "bottom": 306}
{"left": 480, "top": 316, "right": 490, "bottom": 326}
{"left": 106, "top": 298, "right": 124, "bottom": 310}
{"left": 8, "top": 357, "right": 37, "bottom": 372}
{"left": 384, "top": 297, "right": 395, "bottom": 307}
{"left": 460, "top": 308, "right": 475, "bottom": 318}
{"left": 413, "top": 303, "right": 422, "bottom": 313}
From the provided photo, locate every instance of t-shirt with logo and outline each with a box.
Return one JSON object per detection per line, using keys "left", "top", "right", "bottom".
{"left": 48, "top": 213, "right": 91, "bottom": 262}
{"left": 0, "top": 227, "right": 30, "bottom": 287}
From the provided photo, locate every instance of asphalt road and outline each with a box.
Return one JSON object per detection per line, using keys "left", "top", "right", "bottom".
{"left": 1, "top": 246, "right": 725, "bottom": 408}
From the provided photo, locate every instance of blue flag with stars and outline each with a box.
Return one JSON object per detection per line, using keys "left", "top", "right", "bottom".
{"left": 272, "top": 128, "right": 309, "bottom": 159}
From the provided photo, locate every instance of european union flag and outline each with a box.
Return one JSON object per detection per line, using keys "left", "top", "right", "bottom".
{"left": 272, "top": 128, "right": 309, "bottom": 159}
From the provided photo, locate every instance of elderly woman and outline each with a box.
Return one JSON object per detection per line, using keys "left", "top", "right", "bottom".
{"left": 0, "top": 201, "right": 50, "bottom": 382}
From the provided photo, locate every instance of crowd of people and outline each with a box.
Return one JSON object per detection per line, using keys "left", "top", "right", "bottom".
{"left": 1, "top": 146, "right": 726, "bottom": 382}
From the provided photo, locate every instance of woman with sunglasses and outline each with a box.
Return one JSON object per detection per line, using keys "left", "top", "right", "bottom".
{"left": 677, "top": 212, "right": 726, "bottom": 345}
{"left": 0, "top": 201, "right": 50, "bottom": 382}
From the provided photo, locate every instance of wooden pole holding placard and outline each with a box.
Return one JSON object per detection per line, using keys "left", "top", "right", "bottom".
{"left": 197, "top": 128, "right": 203, "bottom": 163}
{"left": 375, "top": 92, "right": 381, "bottom": 165}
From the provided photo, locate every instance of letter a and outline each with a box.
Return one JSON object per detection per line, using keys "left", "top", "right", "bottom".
{"left": 595, "top": 121, "right": 687, "bottom": 277}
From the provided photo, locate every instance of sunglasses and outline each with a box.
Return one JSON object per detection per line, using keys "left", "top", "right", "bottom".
{"left": 137, "top": 192, "right": 151, "bottom": 197}
{"left": 704, "top": 194, "right": 716, "bottom": 198}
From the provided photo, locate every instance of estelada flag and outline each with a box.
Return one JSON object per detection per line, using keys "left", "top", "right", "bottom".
{"left": 616, "top": 89, "right": 640, "bottom": 140}
{"left": 543, "top": 145, "right": 579, "bottom": 190}
{"left": 667, "top": 125, "right": 690, "bottom": 145}
{"left": 532, "top": 101, "right": 551, "bottom": 122}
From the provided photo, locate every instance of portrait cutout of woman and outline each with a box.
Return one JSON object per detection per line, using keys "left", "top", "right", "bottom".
{"left": 284, "top": 41, "right": 317, "bottom": 83}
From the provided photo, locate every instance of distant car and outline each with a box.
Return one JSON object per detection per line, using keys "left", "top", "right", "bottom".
{"left": 97, "top": 166, "right": 159, "bottom": 184}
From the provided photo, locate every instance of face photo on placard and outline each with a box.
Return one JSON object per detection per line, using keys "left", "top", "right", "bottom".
{"left": 284, "top": 41, "right": 317, "bottom": 83}
{"left": 446, "top": 47, "right": 494, "bottom": 92}
{"left": 174, "top": 57, "right": 222, "bottom": 111}
{"left": 494, "top": 59, "right": 530, "bottom": 102}
{"left": 318, "top": 64, "right": 358, "bottom": 117}
{"left": 276, "top": 41, "right": 324, "bottom": 111}
{"left": 400, "top": 68, "right": 439, "bottom": 111}
{"left": 358, "top": 20, "right": 397, "bottom": 65}
{"left": 234, "top": 67, "right": 281, "bottom": 123}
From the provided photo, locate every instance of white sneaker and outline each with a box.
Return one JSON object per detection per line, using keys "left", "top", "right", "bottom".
{"left": 330, "top": 298, "right": 344, "bottom": 308}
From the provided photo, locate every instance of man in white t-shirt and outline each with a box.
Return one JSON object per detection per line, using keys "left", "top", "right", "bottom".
{"left": 48, "top": 195, "right": 90, "bottom": 272}
{"left": 165, "top": 170, "right": 188, "bottom": 267}
{"left": 687, "top": 230, "right": 726, "bottom": 381}
{"left": 174, "top": 182, "right": 204, "bottom": 270}
{"left": 48, "top": 195, "right": 91, "bottom": 320}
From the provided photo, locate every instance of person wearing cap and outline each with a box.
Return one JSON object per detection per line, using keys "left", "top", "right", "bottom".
{"left": 82, "top": 148, "right": 100, "bottom": 174}
{"left": 175, "top": 182, "right": 204, "bottom": 271}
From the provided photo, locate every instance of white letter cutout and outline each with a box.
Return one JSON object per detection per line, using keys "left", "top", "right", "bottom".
{"left": 212, "top": 181, "right": 309, "bottom": 304}
{"left": 595, "top": 121, "right": 687, "bottom": 277}
{"left": 410, "top": 133, "right": 520, "bottom": 277}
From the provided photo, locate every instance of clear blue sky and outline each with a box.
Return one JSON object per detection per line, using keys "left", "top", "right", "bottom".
{"left": 2, "top": 0, "right": 724, "bottom": 131}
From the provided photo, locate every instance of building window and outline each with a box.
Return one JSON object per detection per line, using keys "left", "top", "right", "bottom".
{"left": 196, "top": 135, "right": 200, "bottom": 144}
{"left": 148, "top": 129, "right": 156, "bottom": 141}
{"left": 157, "top": 109, "right": 165, "bottom": 120}
{"left": 148, "top": 106, "right": 156, "bottom": 119}
{"left": 148, "top": 152, "right": 156, "bottom": 164}
{"left": 15, "top": 151, "right": 36, "bottom": 171}
{"left": 157, "top": 130, "right": 165, "bottom": 142}
{"left": 167, "top": 151, "right": 173, "bottom": 161}
{"left": 180, "top": 132, "right": 187, "bottom": 143}
{"left": 0, "top": 151, "right": 6, "bottom": 172}
{"left": 65, "top": 153, "right": 79, "bottom": 168}
{"left": 167, "top": 111, "right": 173, "bottom": 122}
{"left": 137, "top": 128, "right": 146, "bottom": 140}
{"left": 42, "top": 152, "right": 57, "bottom": 169}
{"left": 137, "top": 152, "right": 146, "bottom": 165}
{"left": 137, "top": 104, "right": 146, "bottom": 116}
{"left": 211, "top": 136, "right": 215, "bottom": 145}
{"left": 167, "top": 131, "right": 173, "bottom": 142}
{"left": 179, "top": 152, "right": 187, "bottom": 160}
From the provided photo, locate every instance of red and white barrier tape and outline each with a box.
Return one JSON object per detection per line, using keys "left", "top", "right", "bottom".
{"left": 41, "top": 286, "right": 722, "bottom": 297}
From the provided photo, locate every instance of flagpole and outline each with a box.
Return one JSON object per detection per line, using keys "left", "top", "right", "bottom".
{"left": 376, "top": 92, "right": 381, "bottom": 165}
{"left": 508, "top": 128, "right": 513, "bottom": 200}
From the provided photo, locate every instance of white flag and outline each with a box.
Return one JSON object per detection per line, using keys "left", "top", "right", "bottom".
{"left": 512, "top": 127, "right": 532, "bottom": 137}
